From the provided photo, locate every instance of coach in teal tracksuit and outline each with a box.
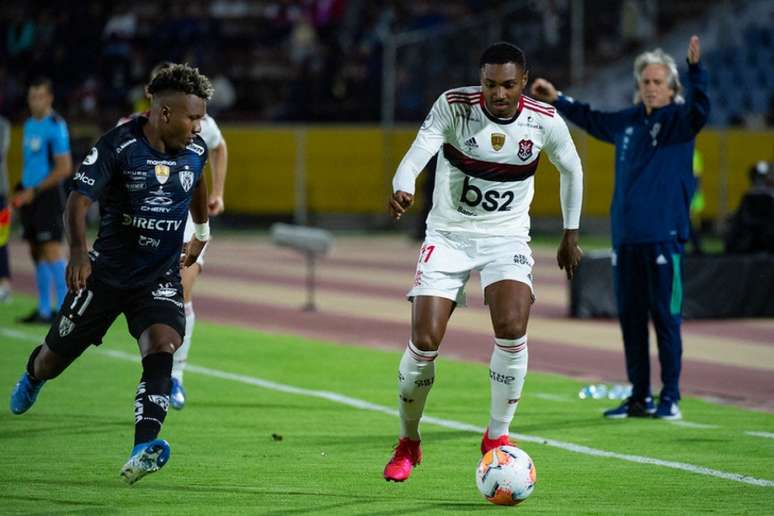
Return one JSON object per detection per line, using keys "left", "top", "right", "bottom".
{"left": 531, "top": 36, "right": 710, "bottom": 420}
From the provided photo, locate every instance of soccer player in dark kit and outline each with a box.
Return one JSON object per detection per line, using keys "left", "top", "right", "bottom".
{"left": 9, "top": 64, "right": 214, "bottom": 485}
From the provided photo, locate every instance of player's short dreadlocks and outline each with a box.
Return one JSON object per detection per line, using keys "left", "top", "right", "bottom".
{"left": 146, "top": 63, "right": 214, "bottom": 101}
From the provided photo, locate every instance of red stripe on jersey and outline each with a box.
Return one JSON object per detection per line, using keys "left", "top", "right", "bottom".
{"left": 446, "top": 91, "right": 481, "bottom": 97}
{"left": 448, "top": 99, "right": 482, "bottom": 105}
{"left": 443, "top": 144, "right": 540, "bottom": 182}
{"left": 522, "top": 96, "right": 555, "bottom": 109}
{"left": 523, "top": 105, "right": 555, "bottom": 117}
{"left": 446, "top": 93, "right": 482, "bottom": 102}
{"left": 522, "top": 97, "right": 555, "bottom": 117}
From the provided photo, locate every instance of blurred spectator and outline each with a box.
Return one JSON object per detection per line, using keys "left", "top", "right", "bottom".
{"left": 0, "top": 115, "right": 11, "bottom": 302}
{"left": 724, "top": 161, "right": 774, "bottom": 254}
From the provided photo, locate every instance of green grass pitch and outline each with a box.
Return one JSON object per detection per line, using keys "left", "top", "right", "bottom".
{"left": 1, "top": 296, "right": 773, "bottom": 514}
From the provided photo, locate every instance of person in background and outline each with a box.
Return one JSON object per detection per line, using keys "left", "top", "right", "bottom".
{"left": 12, "top": 77, "right": 73, "bottom": 323}
{"left": 531, "top": 36, "right": 710, "bottom": 421}
{"left": 0, "top": 115, "right": 12, "bottom": 302}
{"left": 689, "top": 149, "right": 704, "bottom": 254}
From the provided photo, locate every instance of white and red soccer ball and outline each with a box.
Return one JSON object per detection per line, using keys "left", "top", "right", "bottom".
{"left": 475, "top": 445, "right": 537, "bottom": 505}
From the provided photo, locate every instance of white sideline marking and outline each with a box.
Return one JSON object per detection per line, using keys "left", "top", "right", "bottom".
{"left": 2, "top": 327, "right": 773, "bottom": 488}
{"left": 745, "top": 431, "right": 774, "bottom": 440}
{"left": 669, "top": 421, "right": 720, "bottom": 430}
{"left": 532, "top": 393, "right": 571, "bottom": 403}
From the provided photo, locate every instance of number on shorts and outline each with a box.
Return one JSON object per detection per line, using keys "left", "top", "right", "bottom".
{"left": 68, "top": 289, "right": 94, "bottom": 317}
{"left": 420, "top": 244, "right": 436, "bottom": 263}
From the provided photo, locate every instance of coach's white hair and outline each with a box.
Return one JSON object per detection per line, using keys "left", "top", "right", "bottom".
{"left": 633, "top": 48, "right": 684, "bottom": 104}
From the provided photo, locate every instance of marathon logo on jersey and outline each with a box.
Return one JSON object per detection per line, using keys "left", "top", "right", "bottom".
{"left": 491, "top": 133, "right": 506, "bottom": 151}
{"left": 122, "top": 214, "right": 183, "bottom": 232}
{"left": 186, "top": 142, "right": 205, "bottom": 156}
{"left": 74, "top": 172, "right": 95, "bottom": 186}
{"left": 83, "top": 147, "right": 98, "bottom": 166}
{"left": 179, "top": 167, "right": 194, "bottom": 192}
{"left": 154, "top": 164, "right": 170, "bottom": 185}
{"left": 58, "top": 316, "right": 75, "bottom": 337}
{"left": 517, "top": 139, "right": 534, "bottom": 160}
{"left": 116, "top": 138, "right": 137, "bottom": 154}
{"left": 138, "top": 235, "right": 161, "bottom": 248}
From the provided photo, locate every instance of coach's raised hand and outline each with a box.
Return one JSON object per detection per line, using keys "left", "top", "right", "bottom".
{"left": 687, "top": 35, "right": 701, "bottom": 64}
{"left": 529, "top": 78, "right": 559, "bottom": 104}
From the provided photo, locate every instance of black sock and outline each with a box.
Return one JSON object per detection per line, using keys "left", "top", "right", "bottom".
{"left": 26, "top": 345, "right": 43, "bottom": 383}
{"left": 134, "top": 352, "right": 173, "bottom": 446}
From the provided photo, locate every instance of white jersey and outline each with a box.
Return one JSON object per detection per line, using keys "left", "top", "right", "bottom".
{"left": 393, "top": 87, "right": 583, "bottom": 237}
{"left": 198, "top": 114, "right": 224, "bottom": 151}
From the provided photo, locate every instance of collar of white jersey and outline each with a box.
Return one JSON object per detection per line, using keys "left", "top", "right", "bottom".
{"left": 481, "top": 96, "right": 524, "bottom": 125}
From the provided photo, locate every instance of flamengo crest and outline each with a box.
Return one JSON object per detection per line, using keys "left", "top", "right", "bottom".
{"left": 517, "top": 139, "right": 534, "bottom": 160}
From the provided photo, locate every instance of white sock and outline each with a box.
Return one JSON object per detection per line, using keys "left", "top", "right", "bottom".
{"left": 398, "top": 341, "right": 438, "bottom": 441}
{"left": 488, "top": 336, "right": 528, "bottom": 439}
{"left": 172, "top": 302, "right": 195, "bottom": 383}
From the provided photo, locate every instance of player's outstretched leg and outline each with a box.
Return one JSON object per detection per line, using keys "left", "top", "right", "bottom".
{"left": 170, "top": 302, "right": 195, "bottom": 410}
{"left": 384, "top": 341, "right": 437, "bottom": 482}
{"left": 122, "top": 345, "right": 174, "bottom": 484}
{"left": 10, "top": 345, "right": 48, "bottom": 414}
{"left": 482, "top": 337, "right": 527, "bottom": 454}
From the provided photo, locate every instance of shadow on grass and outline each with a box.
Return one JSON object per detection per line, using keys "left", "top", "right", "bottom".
{"left": 0, "top": 419, "right": 126, "bottom": 439}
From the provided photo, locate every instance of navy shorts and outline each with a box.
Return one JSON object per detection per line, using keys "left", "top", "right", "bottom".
{"left": 45, "top": 274, "right": 185, "bottom": 359}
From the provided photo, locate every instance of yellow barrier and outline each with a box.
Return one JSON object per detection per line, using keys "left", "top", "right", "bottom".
{"left": 6, "top": 125, "right": 772, "bottom": 218}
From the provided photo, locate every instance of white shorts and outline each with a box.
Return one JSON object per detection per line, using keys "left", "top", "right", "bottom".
{"left": 183, "top": 213, "right": 206, "bottom": 269}
{"left": 407, "top": 229, "right": 535, "bottom": 307}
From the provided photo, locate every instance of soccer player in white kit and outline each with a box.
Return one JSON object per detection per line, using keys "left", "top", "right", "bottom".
{"left": 383, "top": 43, "right": 584, "bottom": 482}
{"left": 119, "top": 62, "right": 228, "bottom": 410}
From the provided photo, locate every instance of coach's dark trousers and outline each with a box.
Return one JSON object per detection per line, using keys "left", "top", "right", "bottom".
{"left": 613, "top": 241, "right": 684, "bottom": 402}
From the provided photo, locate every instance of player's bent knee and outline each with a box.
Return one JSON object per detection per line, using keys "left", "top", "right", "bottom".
{"left": 492, "top": 320, "right": 527, "bottom": 340}
{"left": 140, "top": 324, "right": 183, "bottom": 356}
{"left": 411, "top": 332, "right": 442, "bottom": 351}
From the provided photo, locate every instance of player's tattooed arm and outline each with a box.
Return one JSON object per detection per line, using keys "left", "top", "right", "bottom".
{"left": 64, "top": 192, "right": 93, "bottom": 291}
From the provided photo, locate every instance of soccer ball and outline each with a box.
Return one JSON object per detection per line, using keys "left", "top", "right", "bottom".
{"left": 475, "top": 445, "right": 537, "bottom": 505}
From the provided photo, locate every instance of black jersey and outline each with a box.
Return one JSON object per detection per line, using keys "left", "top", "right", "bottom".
{"left": 71, "top": 116, "right": 208, "bottom": 288}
